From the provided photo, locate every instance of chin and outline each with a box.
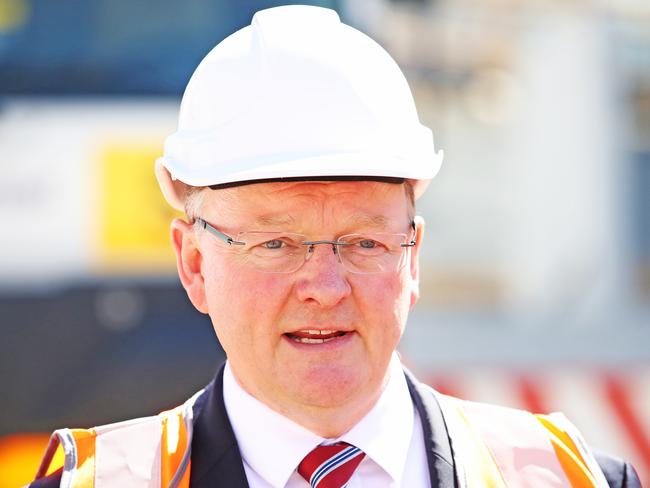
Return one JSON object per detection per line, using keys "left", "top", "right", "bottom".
{"left": 290, "top": 365, "right": 371, "bottom": 408}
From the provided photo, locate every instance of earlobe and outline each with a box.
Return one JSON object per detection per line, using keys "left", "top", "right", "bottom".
{"left": 409, "top": 216, "right": 424, "bottom": 309}
{"left": 171, "top": 218, "right": 208, "bottom": 313}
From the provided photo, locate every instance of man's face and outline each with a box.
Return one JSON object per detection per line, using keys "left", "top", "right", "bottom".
{"left": 172, "top": 180, "right": 421, "bottom": 419}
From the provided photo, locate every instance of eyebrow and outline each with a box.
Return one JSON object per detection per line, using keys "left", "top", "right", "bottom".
{"left": 252, "top": 214, "right": 296, "bottom": 227}
{"left": 251, "top": 213, "right": 392, "bottom": 230}
{"left": 346, "top": 214, "right": 390, "bottom": 230}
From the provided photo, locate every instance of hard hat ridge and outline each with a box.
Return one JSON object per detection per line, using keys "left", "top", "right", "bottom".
{"left": 156, "top": 5, "right": 443, "bottom": 211}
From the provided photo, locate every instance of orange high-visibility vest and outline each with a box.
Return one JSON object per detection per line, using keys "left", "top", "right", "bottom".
{"left": 435, "top": 390, "right": 609, "bottom": 487}
{"left": 33, "top": 388, "right": 608, "bottom": 487}
{"left": 34, "top": 390, "right": 202, "bottom": 488}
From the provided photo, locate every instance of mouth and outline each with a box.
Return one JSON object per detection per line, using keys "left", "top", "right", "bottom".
{"left": 284, "top": 329, "right": 349, "bottom": 344}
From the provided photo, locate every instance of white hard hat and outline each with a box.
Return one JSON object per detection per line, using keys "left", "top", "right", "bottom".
{"left": 156, "top": 5, "right": 443, "bottom": 211}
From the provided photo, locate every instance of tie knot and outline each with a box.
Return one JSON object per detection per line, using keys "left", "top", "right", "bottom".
{"left": 298, "top": 442, "right": 365, "bottom": 488}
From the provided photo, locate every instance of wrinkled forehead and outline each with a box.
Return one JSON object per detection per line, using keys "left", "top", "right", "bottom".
{"left": 201, "top": 179, "right": 412, "bottom": 225}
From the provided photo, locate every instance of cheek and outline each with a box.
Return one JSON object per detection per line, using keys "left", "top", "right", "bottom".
{"left": 379, "top": 271, "right": 411, "bottom": 309}
{"left": 354, "top": 273, "right": 411, "bottom": 335}
{"left": 202, "top": 258, "right": 290, "bottom": 345}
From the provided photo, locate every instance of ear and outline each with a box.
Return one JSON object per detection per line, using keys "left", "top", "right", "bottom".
{"left": 409, "top": 215, "right": 424, "bottom": 309}
{"left": 171, "top": 218, "right": 208, "bottom": 313}
{"left": 155, "top": 159, "right": 187, "bottom": 211}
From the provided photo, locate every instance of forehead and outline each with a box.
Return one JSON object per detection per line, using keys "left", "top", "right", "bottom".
{"left": 201, "top": 180, "right": 408, "bottom": 223}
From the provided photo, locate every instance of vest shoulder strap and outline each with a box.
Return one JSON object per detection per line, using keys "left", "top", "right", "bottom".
{"left": 432, "top": 388, "right": 609, "bottom": 487}
{"left": 33, "top": 389, "right": 203, "bottom": 488}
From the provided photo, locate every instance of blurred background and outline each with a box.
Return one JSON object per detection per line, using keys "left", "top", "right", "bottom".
{"left": 0, "top": 0, "right": 648, "bottom": 485}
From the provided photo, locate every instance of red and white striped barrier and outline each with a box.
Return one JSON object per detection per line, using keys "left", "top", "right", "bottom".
{"left": 420, "top": 368, "right": 650, "bottom": 486}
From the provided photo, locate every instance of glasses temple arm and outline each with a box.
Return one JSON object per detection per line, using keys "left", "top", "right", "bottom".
{"left": 196, "top": 218, "right": 245, "bottom": 246}
{"left": 401, "top": 219, "right": 417, "bottom": 248}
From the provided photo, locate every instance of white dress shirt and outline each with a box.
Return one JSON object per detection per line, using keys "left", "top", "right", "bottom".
{"left": 223, "top": 354, "right": 431, "bottom": 488}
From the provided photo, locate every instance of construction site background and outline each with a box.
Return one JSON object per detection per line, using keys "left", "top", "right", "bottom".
{"left": 0, "top": 0, "right": 649, "bottom": 485}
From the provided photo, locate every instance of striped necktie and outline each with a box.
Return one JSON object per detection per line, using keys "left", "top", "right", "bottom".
{"left": 297, "top": 442, "right": 365, "bottom": 488}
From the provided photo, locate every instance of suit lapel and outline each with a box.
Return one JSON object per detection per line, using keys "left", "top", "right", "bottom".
{"left": 404, "top": 368, "right": 458, "bottom": 488}
{"left": 188, "top": 364, "right": 457, "bottom": 488}
{"left": 189, "top": 365, "right": 249, "bottom": 488}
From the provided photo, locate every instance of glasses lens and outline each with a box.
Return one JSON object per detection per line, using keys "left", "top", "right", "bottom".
{"left": 232, "top": 231, "right": 412, "bottom": 274}
{"left": 236, "top": 232, "right": 307, "bottom": 273}
{"left": 337, "top": 233, "right": 410, "bottom": 274}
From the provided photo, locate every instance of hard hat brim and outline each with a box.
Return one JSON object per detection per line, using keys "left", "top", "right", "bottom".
{"left": 156, "top": 150, "right": 441, "bottom": 211}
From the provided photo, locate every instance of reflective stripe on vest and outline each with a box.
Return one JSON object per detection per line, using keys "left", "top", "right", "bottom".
{"left": 436, "top": 391, "right": 610, "bottom": 487}
{"left": 34, "top": 386, "right": 610, "bottom": 487}
{"left": 34, "top": 389, "right": 202, "bottom": 488}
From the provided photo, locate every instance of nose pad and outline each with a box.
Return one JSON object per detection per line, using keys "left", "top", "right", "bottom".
{"left": 296, "top": 241, "right": 351, "bottom": 307}
{"left": 331, "top": 244, "right": 343, "bottom": 263}
{"left": 304, "top": 242, "right": 343, "bottom": 264}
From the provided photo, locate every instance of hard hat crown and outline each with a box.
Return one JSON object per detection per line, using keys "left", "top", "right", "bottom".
{"left": 156, "top": 5, "right": 443, "bottom": 210}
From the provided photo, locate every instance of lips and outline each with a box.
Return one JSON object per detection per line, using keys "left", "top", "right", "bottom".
{"left": 285, "top": 329, "right": 348, "bottom": 344}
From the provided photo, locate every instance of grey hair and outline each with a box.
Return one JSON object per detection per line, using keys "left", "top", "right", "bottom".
{"left": 184, "top": 185, "right": 208, "bottom": 221}
{"left": 183, "top": 180, "right": 416, "bottom": 221}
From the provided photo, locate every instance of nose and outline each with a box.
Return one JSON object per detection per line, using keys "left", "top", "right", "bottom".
{"left": 294, "top": 243, "right": 351, "bottom": 308}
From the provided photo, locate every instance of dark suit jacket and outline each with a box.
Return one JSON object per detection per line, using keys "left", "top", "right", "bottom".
{"left": 30, "top": 365, "right": 642, "bottom": 487}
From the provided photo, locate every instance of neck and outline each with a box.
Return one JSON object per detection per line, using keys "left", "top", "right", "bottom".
{"left": 230, "top": 366, "right": 391, "bottom": 439}
{"left": 272, "top": 387, "right": 385, "bottom": 438}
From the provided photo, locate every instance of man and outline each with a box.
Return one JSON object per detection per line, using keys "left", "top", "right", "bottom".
{"left": 31, "top": 5, "right": 640, "bottom": 487}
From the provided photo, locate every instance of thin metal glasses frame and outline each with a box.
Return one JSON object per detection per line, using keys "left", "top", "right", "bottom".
{"left": 195, "top": 217, "right": 417, "bottom": 251}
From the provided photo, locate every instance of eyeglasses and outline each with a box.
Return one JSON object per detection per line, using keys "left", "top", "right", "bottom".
{"left": 195, "top": 217, "right": 416, "bottom": 274}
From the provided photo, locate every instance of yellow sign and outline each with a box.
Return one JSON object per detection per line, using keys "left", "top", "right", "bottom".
{"left": 0, "top": 0, "right": 29, "bottom": 33}
{"left": 97, "top": 142, "right": 181, "bottom": 273}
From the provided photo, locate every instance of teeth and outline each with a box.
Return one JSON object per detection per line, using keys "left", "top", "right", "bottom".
{"left": 301, "top": 329, "right": 337, "bottom": 335}
{"left": 286, "top": 330, "right": 348, "bottom": 344}
{"left": 294, "top": 336, "right": 339, "bottom": 344}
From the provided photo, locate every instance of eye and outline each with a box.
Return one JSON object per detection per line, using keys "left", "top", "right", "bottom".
{"left": 359, "top": 239, "right": 377, "bottom": 249}
{"left": 263, "top": 239, "right": 284, "bottom": 249}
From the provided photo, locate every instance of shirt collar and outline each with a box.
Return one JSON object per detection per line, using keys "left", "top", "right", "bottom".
{"left": 223, "top": 362, "right": 322, "bottom": 487}
{"left": 339, "top": 354, "right": 414, "bottom": 484}
{"left": 222, "top": 353, "right": 414, "bottom": 487}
